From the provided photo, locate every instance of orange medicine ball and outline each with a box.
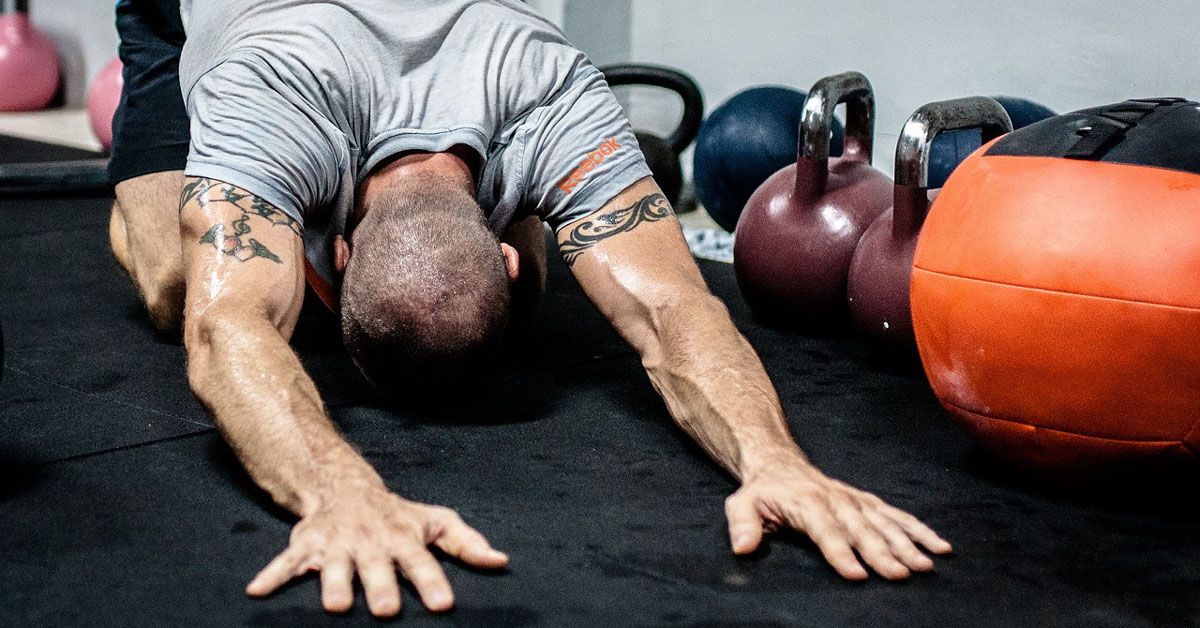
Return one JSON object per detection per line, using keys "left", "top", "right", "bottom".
{"left": 911, "top": 98, "right": 1200, "bottom": 475}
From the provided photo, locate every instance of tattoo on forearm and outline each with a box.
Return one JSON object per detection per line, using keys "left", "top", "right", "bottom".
{"left": 559, "top": 193, "right": 672, "bottom": 266}
{"left": 181, "top": 177, "right": 302, "bottom": 264}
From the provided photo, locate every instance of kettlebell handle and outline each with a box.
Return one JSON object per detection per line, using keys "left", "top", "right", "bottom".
{"left": 601, "top": 64, "right": 705, "bottom": 154}
{"left": 800, "top": 71, "right": 875, "bottom": 164}
{"left": 892, "top": 96, "right": 1013, "bottom": 237}
{"left": 895, "top": 96, "right": 1012, "bottom": 189}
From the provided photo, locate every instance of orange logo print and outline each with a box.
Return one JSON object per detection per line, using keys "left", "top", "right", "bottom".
{"left": 558, "top": 137, "right": 622, "bottom": 194}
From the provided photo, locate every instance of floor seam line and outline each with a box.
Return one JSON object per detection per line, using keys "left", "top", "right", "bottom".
{"left": 3, "top": 363, "right": 213, "bottom": 429}
{"left": 32, "top": 430, "right": 218, "bottom": 467}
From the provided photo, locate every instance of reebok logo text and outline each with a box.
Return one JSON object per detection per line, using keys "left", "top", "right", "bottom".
{"left": 558, "top": 137, "right": 623, "bottom": 194}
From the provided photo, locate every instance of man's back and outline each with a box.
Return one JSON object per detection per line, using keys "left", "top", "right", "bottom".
{"left": 178, "top": 0, "right": 618, "bottom": 286}
{"left": 180, "top": 0, "right": 584, "bottom": 153}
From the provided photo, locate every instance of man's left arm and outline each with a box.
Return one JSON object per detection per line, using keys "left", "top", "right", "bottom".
{"left": 558, "top": 177, "right": 951, "bottom": 581}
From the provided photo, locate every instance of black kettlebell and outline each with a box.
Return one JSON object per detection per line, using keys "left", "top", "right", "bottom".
{"left": 601, "top": 64, "right": 704, "bottom": 206}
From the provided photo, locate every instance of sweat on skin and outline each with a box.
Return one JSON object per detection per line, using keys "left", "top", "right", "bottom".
{"left": 113, "top": 0, "right": 959, "bottom": 619}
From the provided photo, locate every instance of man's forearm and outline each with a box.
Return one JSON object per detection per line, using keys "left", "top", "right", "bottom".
{"left": 638, "top": 292, "right": 807, "bottom": 481}
{"left": 186, "top": 310, "right": 383, "bottom": 515}
{"left": 564, "top": 182, "right": 951, "bottom": 575}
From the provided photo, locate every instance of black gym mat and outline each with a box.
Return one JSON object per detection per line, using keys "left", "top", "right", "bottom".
{"left": 0, "top": 193, "right": 1197, "bottom": 627}
{"left": 0, "top": 195, "right": 631, "bottom": 464}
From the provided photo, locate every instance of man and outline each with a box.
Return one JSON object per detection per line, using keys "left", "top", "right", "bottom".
{"left": 108, "top": 0, "right": 951, "bottom": 619}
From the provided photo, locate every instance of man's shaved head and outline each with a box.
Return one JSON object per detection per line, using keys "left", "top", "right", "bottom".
{"left": 340, "top": 175, "right": 510, "bottom": 394}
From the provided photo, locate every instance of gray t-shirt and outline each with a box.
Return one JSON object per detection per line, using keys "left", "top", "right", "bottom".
{"left": 178, "top": 0, "right": 651, "bottom": 289}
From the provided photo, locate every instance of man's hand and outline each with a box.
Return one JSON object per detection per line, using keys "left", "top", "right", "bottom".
{"left": 177, "top": 179, "right": 507, "bottom": 617}
{"left": 561, "top": 177, "right": 951, "bottom": 581}
{"left": 246, "top": 484, "right": 509, "bottom": 618}
{"left": 725, "top": 456, "right": 951, "bottom": 581}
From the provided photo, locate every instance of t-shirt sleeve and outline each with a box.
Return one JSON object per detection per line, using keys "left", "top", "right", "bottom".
{"left": 482, "top": 65, "right": 653, "bottom": 233}
{"left": 183, "top": 57, "right": 345, "bottom": 224}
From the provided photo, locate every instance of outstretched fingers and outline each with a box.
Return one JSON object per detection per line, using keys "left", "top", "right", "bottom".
{"left": 873, "top": 499, "right": 953, "bottom": 555}
{"left": 827, "top": 497, "right": 911, "bottom": 581}
{"left": 246, "top": 546, "right": 310, "bottom": 598}
{"left": 244, "top": 495, "right": 510, "bottom": 618}
{"left": 320, "top": 553, "right": 355, "bottom": 614}
{"left": 782, "top": 505, "right": 870, "bottom": 581}
{"left": 860, "top": 506, "right": 935, "bottom": 573}
{"left": 397, "top": 546, "right": 455, "bottom": 613}
{"left": 432, "top": 513, "right": 510, "bottom": 569}
{"left": 357, "top": 553, "right": 402, "bottom": 618}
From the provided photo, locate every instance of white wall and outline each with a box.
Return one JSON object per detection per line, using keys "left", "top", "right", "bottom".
{"left": 527, "top": 0, "right": 631, "bottom": 67}
{"left": 29, "top": 0, "right": 1200, "bottom": 171}
{"left": 29, "top": 0, "right": 120, "bottom": 106}
{"left": 524, "top": 0, "right": 566, "bottom": 26}
{"left": 562, "top": 0, "right": 630, "bottom": 67}
{"left": 627, "top": 0, "right": 1200, "bottom": 175}
{"left": 34, "top": 0, "right": 616, "bottom": 107}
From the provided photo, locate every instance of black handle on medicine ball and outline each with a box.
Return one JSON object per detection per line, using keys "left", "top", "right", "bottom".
{"left": 600, "top": 63, "right": 705, "bottom": 153}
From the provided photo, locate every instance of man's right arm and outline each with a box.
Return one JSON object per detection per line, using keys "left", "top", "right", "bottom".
{"left": 179, "top": 177, "right": 508, "bottom": 618}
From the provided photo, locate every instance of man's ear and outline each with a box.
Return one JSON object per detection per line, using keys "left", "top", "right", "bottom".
{"left": 500, "top": 243, "right": 520, "bottom": 283}
{"left": 334, "top": 234, "right": 351, "bottom": 274}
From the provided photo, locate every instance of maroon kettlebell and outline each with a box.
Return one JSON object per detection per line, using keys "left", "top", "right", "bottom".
{"left": 734, "top": 71, "right": 893, "bottom": 332}
{"left": 847, "top": 97, "right": 1013, "bottom": 355}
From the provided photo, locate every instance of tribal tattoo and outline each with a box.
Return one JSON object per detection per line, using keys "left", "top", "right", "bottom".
{"left": 182, "top": 177, "right": 302, "bottom": 264}
{"left": 558, "top": 193, "right": 673, "bottom": 266}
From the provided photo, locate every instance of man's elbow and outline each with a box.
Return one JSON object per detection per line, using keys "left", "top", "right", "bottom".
{"left": 627, "top": 287, "right": 731, "bottom": 367}
{"left": 183, "top": 306, "right": 241, "bottom": 392}
{"left": 144, "top": 274, "right": 186, "bottom": 336}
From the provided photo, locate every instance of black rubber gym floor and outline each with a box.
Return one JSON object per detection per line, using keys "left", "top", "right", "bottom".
{"left": 0, "top": 136, "right": 1196, "bottom": 627}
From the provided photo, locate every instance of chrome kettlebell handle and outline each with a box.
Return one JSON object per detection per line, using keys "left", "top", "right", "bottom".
{"left": 800, "top": 71, "right": 875, "bottom": 163}
{"left": 895, "top": 97, "right": 1013, "bottom": 190}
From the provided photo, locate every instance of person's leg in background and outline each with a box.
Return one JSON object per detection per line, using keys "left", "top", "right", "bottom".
{"left": 107, "top": 0, "right": 190, "bottom": 334}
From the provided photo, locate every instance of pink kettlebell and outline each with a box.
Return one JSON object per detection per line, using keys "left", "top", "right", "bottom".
{"left": 0, "top": 4, "right": 60, "bottom": 111}
{"left": 88, "top": 57, "right": 124, "bottom": 152}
